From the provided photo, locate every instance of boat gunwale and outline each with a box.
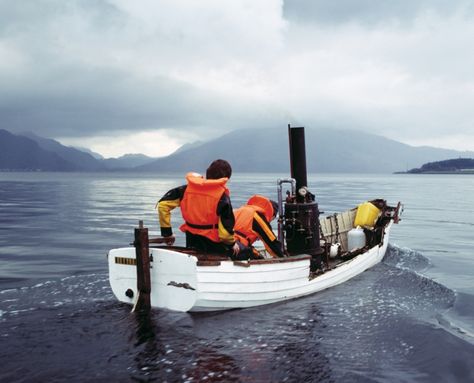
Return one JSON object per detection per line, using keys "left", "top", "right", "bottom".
{"left": 150, "top": 245, "right": 312, "bottom": 267}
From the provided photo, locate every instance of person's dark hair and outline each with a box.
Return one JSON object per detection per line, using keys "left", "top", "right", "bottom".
{"left": 206, "top": 159, "right": 232, "bottom": 180}
{"left": 270, "top": 200, "right": 279, "bottom": 218}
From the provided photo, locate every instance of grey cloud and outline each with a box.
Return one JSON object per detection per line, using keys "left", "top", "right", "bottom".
{"left": 0, "top": 65, "right": 260, "bottom": 137}
{"left": 0, "top": 64, "right": 273, "bottom": 138}
{"left": 1, "top": 0, "right": 473, "bottom": 152}
{"left": 0, "top": 1, "right": 281, "bottom": 139}
{"left": 0, "top": 0, "right": 123, "bottom": 33}
{"left": 283, "top": 0, "right": 473, "bottom": 25}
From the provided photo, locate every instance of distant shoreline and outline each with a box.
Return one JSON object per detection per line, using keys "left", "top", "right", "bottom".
{"left": 394, "top": 171, "right": 474, "bottom": 175}
{"left": 397, "top": 158, "right": 474, "bottom": 174}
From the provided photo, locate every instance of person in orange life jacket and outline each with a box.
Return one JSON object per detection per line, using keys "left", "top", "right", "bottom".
{"left": 233, "top": 195, "right": 285, "bottom": 258}
{"left": 157, "top": 159, "right": 240, "bottom": 256}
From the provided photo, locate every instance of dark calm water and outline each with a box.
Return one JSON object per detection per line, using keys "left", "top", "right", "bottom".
{"left": 1, "top": 172, "right": 473, "bottom": 382}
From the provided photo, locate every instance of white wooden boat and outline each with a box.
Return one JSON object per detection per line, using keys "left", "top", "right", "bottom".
{"left": 108, "top": 201, "right": 402, "bottom": 312}
{"left": 108, "top": 126, "right": 402, "bottom": 312}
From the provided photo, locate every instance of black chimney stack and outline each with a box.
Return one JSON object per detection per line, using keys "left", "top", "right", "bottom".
{"left": 288, "top": 125, "right": 308, "bottom": 202}
{"left": 284, "top": 125, "right": 322, "bottom": 265}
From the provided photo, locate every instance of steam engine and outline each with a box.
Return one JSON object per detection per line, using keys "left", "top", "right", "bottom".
{"left": 278, "top": 125, "right": 324, "bottom": 269}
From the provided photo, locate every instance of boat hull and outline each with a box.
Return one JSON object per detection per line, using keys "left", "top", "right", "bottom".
{"left": 108, "top": 222, "right": 392, "bottom": 312}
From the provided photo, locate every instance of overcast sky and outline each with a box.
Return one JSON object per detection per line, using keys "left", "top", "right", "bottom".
{"left": 1, "top": 0, "right": 473, "bottom": 157}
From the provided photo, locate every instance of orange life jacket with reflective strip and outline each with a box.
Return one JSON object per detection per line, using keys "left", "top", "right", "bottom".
{"left": 179, "top": 173, "right": 229, "bottom": 243}
{"left": 233, "top": 205, "right": 266, "bottom": 246}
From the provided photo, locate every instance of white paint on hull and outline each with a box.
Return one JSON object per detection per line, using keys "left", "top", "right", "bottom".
{"left": 109, "top": 222, "right": 392, "bottom": 312}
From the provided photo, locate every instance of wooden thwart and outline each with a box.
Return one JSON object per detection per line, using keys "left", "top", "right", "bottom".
{"left": 149, "top": 236, "right": 175, "bottom": 245}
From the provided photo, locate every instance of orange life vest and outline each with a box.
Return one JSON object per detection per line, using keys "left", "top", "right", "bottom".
{"left": 234, "top": 195, "right": 275, "bottom": 246}
{"left": 179, "top": 172, "right": 229, "bottom": 243}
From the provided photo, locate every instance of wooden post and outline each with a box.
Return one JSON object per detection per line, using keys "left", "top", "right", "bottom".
{"left": 133, "top": 220, "right": 151, "bottom": 312}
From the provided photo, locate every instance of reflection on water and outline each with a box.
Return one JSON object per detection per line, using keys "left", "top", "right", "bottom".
{"left": 125, "top": 298, "right": 333, "bottom": 382}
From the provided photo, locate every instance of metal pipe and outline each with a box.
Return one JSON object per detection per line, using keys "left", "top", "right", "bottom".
{"left": 276, "top": 178, "right": 296, "bottom": 249}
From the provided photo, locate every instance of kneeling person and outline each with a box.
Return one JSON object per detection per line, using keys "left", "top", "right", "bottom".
{"left": 234, "top": 195, "right": 285, "bottom": 259}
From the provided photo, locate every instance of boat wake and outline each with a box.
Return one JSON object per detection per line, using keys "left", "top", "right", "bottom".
{"left": 382, "top": 244, "right": 453, "bottom": 314}
{"left": 435, "top": 312, "right": 474, "bottom": 343}
{"left": 383, "top": 244, "right": 432, "bottom": 272}
{"left": 0, "top": 274, "right": 112, "bottom": 321}
{"left": 384, "top": 244, "right": 474, "bottom": 345}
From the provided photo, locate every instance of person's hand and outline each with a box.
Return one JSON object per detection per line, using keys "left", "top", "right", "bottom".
{"left": 232, "top": 242, "right": 240, "bottom": 255}
{"left": 164, "top": 235, "right": 175, "bottom": 246}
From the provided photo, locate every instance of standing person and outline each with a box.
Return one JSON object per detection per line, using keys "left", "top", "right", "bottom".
{"left": 156, "top": 159, "right": 240, "bottom": 257}
{"left": 234, "top": 195, "right": 285, "bottom": 258}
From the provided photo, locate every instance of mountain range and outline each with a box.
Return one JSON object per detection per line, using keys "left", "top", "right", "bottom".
{"left": 0, "top": 129, "right": 156, "bottom": 171}
{"left": 0, "top": 129, "right": 76, "bottom": 171}
{"left": 137, "top": 127, "right": 474, "bottom": 173}
{"left": 1, "top": 128, "right": 473, "bottom": 173}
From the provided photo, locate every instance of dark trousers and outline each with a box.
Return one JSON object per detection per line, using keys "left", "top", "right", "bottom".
{"left": 185, "top": 232, "right": 232, "bottom": 255}
{"left": 185, "top": 232, "right": 260, "bottom": 260}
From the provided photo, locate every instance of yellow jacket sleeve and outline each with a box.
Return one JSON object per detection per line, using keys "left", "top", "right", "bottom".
{"left": 156, "top": 199, "right": 180, "bottom": 236}
{"left": 218, "top": 219, "right": 235, "bottom": 245}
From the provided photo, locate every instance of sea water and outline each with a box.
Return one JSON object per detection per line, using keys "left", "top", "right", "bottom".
{"left": 0, "top": 172, "right": 473, "bottom": 382}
